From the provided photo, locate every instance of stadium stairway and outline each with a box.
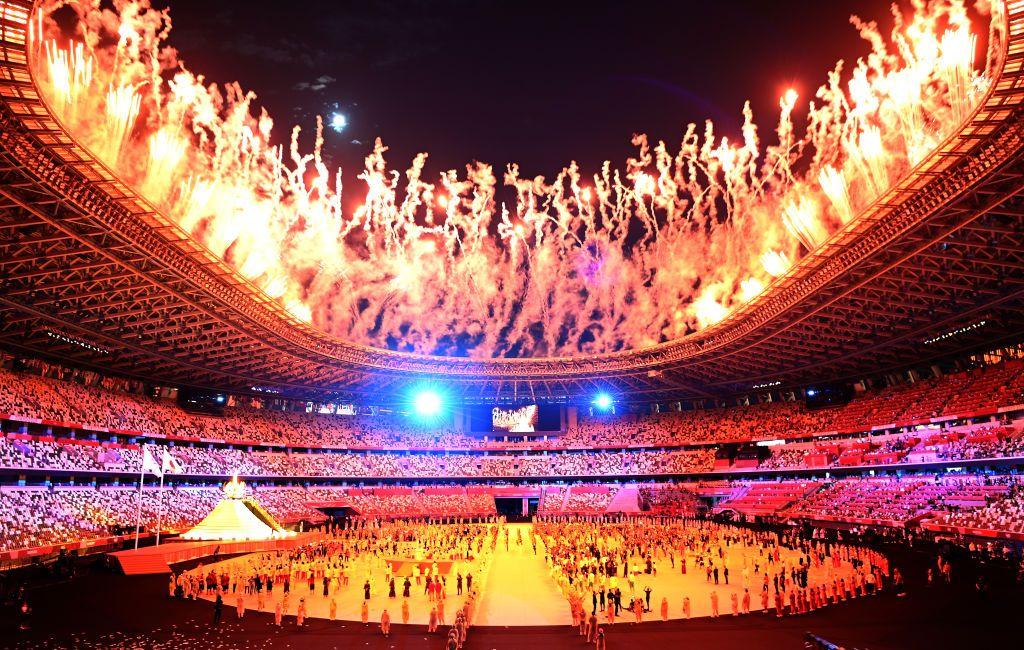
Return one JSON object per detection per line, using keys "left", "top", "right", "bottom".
{"left": 721, "top": 483, "right": 751, "bottom": 507}
{"left": 114, "top": 552, "right": 171, "bottom": 575}
{"left": 559, "top": 488, "right": 572, "bottom": 513}
{"left": 605, "top": 486, "right": 641, "bottom": 513}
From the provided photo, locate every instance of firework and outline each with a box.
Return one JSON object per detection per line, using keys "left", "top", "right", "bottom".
{"left": 29, "top": 0, "right": 999, "bottom": 358}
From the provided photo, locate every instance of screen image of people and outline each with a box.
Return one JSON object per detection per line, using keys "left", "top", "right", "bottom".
{"left": 492, "top": 404, "right": 539, "bottom": 432}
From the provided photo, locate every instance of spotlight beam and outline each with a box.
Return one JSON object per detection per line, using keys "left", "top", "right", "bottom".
{"left": 414, "top": 389, "right": 442, "bottom": 417}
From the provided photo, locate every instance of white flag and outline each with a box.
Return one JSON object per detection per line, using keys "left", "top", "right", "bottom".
{"left": 162, "top": 450, "right": 185, "bottom": 475}
{"left": 142, "top": 446, "right": 163, "bottom": 478}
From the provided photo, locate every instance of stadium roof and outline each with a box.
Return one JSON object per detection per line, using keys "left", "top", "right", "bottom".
{"left": 1, "top": 0, "right": 1024, "bottom": 403}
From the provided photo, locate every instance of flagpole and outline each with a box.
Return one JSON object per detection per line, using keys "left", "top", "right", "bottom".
{"left": 155, "top": 469, "right": 165, "bottom": 546}
{"left": 134, "top": 445, "right": 145, "bottom": 551}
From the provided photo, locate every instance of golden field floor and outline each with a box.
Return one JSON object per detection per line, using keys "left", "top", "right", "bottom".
{"left": 186, "top": 522, "right": 866, "bottom": 627}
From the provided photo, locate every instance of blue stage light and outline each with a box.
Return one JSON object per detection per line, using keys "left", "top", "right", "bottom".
{"left": 593, "top": 393, "right": 613, "bottom": 410}
{"left": 414, "top": 390, "right": 442, "bottom": 417}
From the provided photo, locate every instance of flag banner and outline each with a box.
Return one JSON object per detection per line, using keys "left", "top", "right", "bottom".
{"left": 161, "top": 450, "right": 185, "bottom": 475}
{"left": 141, "top": 446, "right": 163, "bottom": 478}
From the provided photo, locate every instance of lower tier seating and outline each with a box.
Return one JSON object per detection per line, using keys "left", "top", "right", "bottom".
{"left": 4, "top": 474, "right": 1024, "bottom": 556}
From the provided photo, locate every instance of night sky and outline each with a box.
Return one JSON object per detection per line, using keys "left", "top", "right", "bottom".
{"left": 159, "top": 0, "right": 897, "bottom": 183}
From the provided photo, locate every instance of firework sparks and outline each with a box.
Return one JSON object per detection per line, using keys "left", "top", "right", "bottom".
{"left": 29, "top": 0, "right": 999, "bottom": 358}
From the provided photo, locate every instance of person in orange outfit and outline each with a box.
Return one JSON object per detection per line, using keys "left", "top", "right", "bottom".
{"left": 381, "top": 609, "right": 392, "bottom": 637}
{"left": 428, "top": 606, "right": 438, "bottom": 632}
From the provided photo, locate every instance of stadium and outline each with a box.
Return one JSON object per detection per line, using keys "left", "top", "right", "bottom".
{"left": 0, "top": 0, "right": 1023, "bottom": 647}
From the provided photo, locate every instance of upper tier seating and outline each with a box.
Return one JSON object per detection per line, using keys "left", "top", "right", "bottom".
{"left": 2, "top": 360, "right": 1022, "bottom": 452}
{"left": 757, "top": 425, "right": 1024, "bottom": 471}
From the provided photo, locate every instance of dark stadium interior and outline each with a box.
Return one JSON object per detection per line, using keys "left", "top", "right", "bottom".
{"left": 2, "top": 0, "right": 1024, "bottom": 648}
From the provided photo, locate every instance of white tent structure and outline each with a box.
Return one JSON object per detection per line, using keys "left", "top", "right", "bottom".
{"left": 182, "top": 476, "right": 295, "bottom": 542}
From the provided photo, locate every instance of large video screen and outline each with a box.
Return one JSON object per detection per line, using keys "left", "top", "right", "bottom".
{"left": 492, "top": 404, "right": 539, "bottom": 432}
{"left": 468, "top": 404, "right": 561, "bottom": 433}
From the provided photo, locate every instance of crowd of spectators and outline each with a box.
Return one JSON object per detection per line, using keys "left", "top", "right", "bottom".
{"left": 933, "top": 483, "right": 1024, "bottom": 534}
{"left": 638, "top": 484, "right": 703, "bottom": 516}
{"left": 930, "top": 427, "right": 1024, "bottom": 462}
{"left": 2, "top": 356, "right": 1024, "bottom": 555}
{"left": 3, "top": 360, "right": 1023, "bottom": 454}
{"left": 0, "top": 367, "right": 477, "bottom": 449}
{"left": 2, "top": 419, "right": 1021, "bottom": 480}
{"left": 785, "top": 475, "right": 1014, "bottom": 524}
{"left": 5, "top": 475, "right": 1024, "bottom": 553}
{"left": 829, "top": 362, "right": 1024, "bottom": 431}
{"left": 537, "top": 486, "right": 568, "bottom": 515}
{"left": 567, "top": 360, "right": 1024, "bottom": 448}
{"left": 754, "top": 425, "right": 1024, "bottom": 471}
{"left": 0, "top": 485, "right": 500, "bottom": 552}
{"left": 758, "top": 447, "right": 811, "bottom": 470}
{"left": 558, "top": 486, "right": 618, "bottom": 514}
{"left": 0, "top": 436, "right": 139, "bottom": 473}
{"left": 343, "top": 490, "right": 497, "bottom": 518}
{"left": 246, "top": 487, "right": 328, "bottom": 525}
{"left": 0, "top": 486, "right": 222, "bottom": 552}
{"left": 0, "top": 435, "right": 716, "bottom": 478}
{"left": 563, "top": 401, "right": 836, "bottom": 447}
